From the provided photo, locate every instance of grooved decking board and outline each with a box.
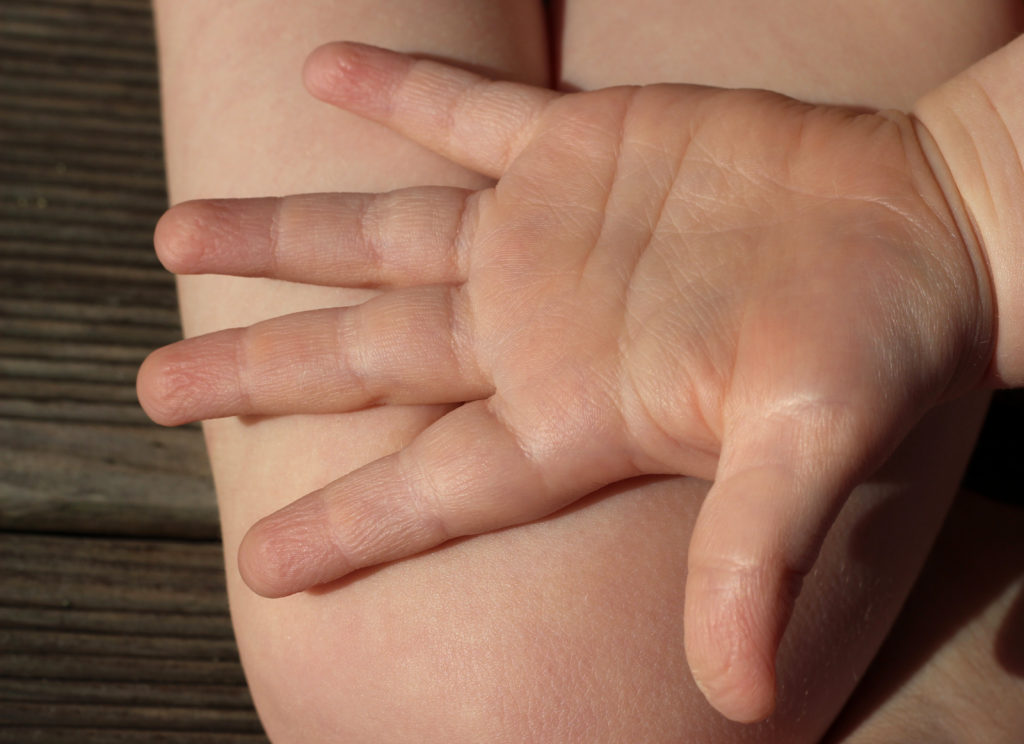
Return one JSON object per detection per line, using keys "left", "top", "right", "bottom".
{"left": 0, "top": 533, "right": 266, "bottom": 740}
{"left": 0, "top": 731, "right": 267, "bottom": 744}
{"left": 0, "top": 0, "right": 216, "bottom": 533}
{"left": 0, "top": 0, "right": 267, "bottom": 739}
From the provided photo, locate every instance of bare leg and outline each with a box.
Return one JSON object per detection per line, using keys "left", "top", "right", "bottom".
{"left": 154, "top": 2, "right": 552, "bottom": 740}
{"left": 153, "top": 1, "right": 1021, "bottom": 741}
{"left": 557, "top": 0, "right": 1022, "bottom": 107}
{"left": 826, "top": 491, "right": 1024, "bottom": 743}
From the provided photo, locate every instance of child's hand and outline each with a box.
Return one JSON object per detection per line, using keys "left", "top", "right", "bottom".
{"left": 138, "top": 43, "right": 992, "bottom": 722}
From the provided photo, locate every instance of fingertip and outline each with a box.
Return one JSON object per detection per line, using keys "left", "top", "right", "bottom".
{"left": 302, "top": 41, "right": 403, "bottom": 112}
{"left": 237, "top": 495, "right": 349, "bottom": 598}
{"left": 691, "top": 649, "right": 777, "bottom": 724}
{"left": 138, "top": 332, "right": 246, "bottom": 426}
{"left": 301, "top": 42, "right": 343, "bottom": 98}
{"left": 683, "top": 558, "right": 788, "bottom": 723}
{"left": 136, "top": 347, "right": 198, "bottom": 427}
{"left": 237, "top": 520, "right": 299, "bottom": 598}
{"left": 302, "top": 42, "right": 354, "bottom": 102}
{"left": 154, "top": 201, "right": 211, "bottom": 274}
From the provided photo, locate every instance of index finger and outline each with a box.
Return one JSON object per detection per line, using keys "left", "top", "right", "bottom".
{"left": 303, "top": 42, "right": 558, "bottom": 179}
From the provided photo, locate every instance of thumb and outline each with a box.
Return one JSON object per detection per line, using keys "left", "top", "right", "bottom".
{"left": 683, "top": 404, "right": 873, "bottom": 722}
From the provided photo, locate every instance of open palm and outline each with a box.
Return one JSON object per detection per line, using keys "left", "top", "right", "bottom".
{"left": 138, "top": 43, "right": 990, "bottom": 722}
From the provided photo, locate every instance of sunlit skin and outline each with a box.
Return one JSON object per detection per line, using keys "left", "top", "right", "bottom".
{"left": 138, "top": 42, "right": 995, "bottom": 722}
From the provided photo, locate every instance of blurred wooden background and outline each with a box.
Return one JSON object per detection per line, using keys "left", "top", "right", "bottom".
{"left": 0, "top": 0, "right": 267, "bottom": 740}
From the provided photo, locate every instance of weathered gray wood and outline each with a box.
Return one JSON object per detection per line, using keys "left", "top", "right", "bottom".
{"left": 0, "top": 729, "right": 267, "bottom": 744}
{"left": 0, "top": 679, "right": 254, "bottom": 711}
{"left": 0, "top": 628, "right": 239, "bottom": 660}
{"left": 0, "top": 4, "right": 267, "bottom": 736}
{"left": 0, "top": 533, "right": 265, "bottom": 739}
{"left": 3, "top": 702, "right": 264, "bottom": 733}
{"left": 0, "top": 533, "right": 227, "bottom": 598}
{"left": 0, "top": 419, "right": 216, "bottom": 538}
{"left": 0, "top": 0, "right": 218, "bottom": 536}
{"left": 2, "top": 654, "right": 247, "bottom": 688}
{"left": 0, "top": 605, "right": 233, "bottom": 639}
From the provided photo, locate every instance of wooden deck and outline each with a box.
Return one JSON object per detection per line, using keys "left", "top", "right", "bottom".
{"left": 2, "top": 1, "right": 1021, "bottom": 742}
{"left": 0, "top": 0, "right": 267, "bottom": 739}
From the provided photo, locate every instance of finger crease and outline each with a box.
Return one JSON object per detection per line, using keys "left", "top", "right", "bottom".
{"left": 579, "top": 88, "right": 637, "bottom": 286}
{"left": 335, "top": 308, "right": 376, "bottom": 405}
{"left": 234, "top": 328, "right": 257, "bottom": 414}
{"left": 485, "top": 397, "right": 551, "bottom": 497}
{"left": 444, "top": 78, "right": 485, "bottom": 164}
{"left": 445, "top": 286, "right": 485, "bottom": 391}
{"left": 449, "top": 190, "right": 475, "bottom": 280}
{"left": 397, "top": 449, "right": 451, "bottom": 543}
{"left": 266, "top": 199, "right": 284, "bottom": 276}
{"left": 355, "top": 195, "right": 385, "bottom": 283}
{"left": 318, "top": 487, "right": 358, "bottom": 576}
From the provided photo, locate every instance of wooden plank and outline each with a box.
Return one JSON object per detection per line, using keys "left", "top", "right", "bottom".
{"left": 0, "top": 356, "right": 140, "bottom": 385}
{"left": 0, "top": 298, "right": 178, "bottom": 327}
{"left": 0, "top": 282, "right": 178, "bottom": 312}
{"left": 0, "top": 679, "right": 253, "bottom": 711}
{"left": 0, "top": 605, "right": 233, "bottom": 639}
{"left": 0, "top": 17, "right": 157, "bottom": 50}
{"left": 0, "top": 338, "right": 154, "bottom": 364}
{"left": 0, "top": 424, "right": 216, "bottom": 538}
{"left": 0, "top": 90, "right": 160, "bottom": 123}
{"left": 0, "top": 160, "right": 166, "bottom": 192}
{"left": 2, "top": 702, "right": 264, "bottom": 733}
{"left": 2, "top": 1, "right": 152, "bottom": 24}
{"left": 1, "top": 317, "right": 176, "bottom": 355}
{"left": 0, "top": 241, "right": 164, "bottom": 267}
{"left": 0, "top": 106, "right": 162, "bottom": 139}
{"left": 0, "top": 0, "right": 203, "bottom": 526}
{"left": 0, "top": 629, "right": 239, "bottom": 664}
{"left": 0, "top": 729, "right": 267, "bottom": 744}
{"left": 0, "top": 32, "right": 158, "bottom": 67}
{"left": 0, "top": 221, "right": 162, "bottom": 250}
{"left": 6, "top": 296, "right": 167, "bottom": 318}
{"left": 1, "top": 533, "right": 225, "bottom": 577}
{"left": 1, "top": 378, "right": 139, "bottom": 405}
{"left": 0, "top": 259, "right": 169, "bottom": 285}
{"left": 2, "top": 655, "right": 247, "bottom": 687}
{"left": 4, "top": 0, "right": 156, "bottom": 18}
{"left": 0, "top": 59, "right": 158, "bottom": 92}
{"left": 0, "top": 1, "right": 268, "bottom": 739}
{"left": 0, "top": 275, "right": 175, "bottom": 309}
{"left": 0, "top": 144, "right": 164, "bottom": 178}
{"left": 0, "top": 533, "right": 266, "bottom": 740}
{"left": 0, "top": 399, "right": 150, "bottom": 427}
{"left": 0, "top": 193, "right": 168, "bottom": 223}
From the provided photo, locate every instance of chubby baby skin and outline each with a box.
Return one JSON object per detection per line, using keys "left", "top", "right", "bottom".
{"left": 141, "top": 42, "right": 994, "bottom": 723}
{"left": 148, "top": 0, "right": 1020, "bottom": 740}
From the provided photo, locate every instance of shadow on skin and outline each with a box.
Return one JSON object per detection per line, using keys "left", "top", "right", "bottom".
{"left": 996, "top": 582, "right": 1024, "bottom": 676}
{"left": 827, "top": 491, "right": 1024, "bottom": 740}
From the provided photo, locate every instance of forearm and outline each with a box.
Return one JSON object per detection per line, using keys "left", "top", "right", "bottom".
{"left": 915, "top": 34, "right": 1024, "bottom": 385}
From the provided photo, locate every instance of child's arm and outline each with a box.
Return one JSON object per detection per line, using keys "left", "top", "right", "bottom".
{"left": 914, "top": 35, "right": 1024, "bottom": 386}
{"left": 140, "top": 39, "right": 1023, "bottom": 722}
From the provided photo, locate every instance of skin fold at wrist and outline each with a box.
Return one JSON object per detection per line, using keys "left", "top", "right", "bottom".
{"left": 913, "top": 35, "right": 1024, "bottom": 386}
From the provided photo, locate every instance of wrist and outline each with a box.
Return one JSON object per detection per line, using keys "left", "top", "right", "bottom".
{"left": 914, "top": 35, "right": 1024, "bottom": 386}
